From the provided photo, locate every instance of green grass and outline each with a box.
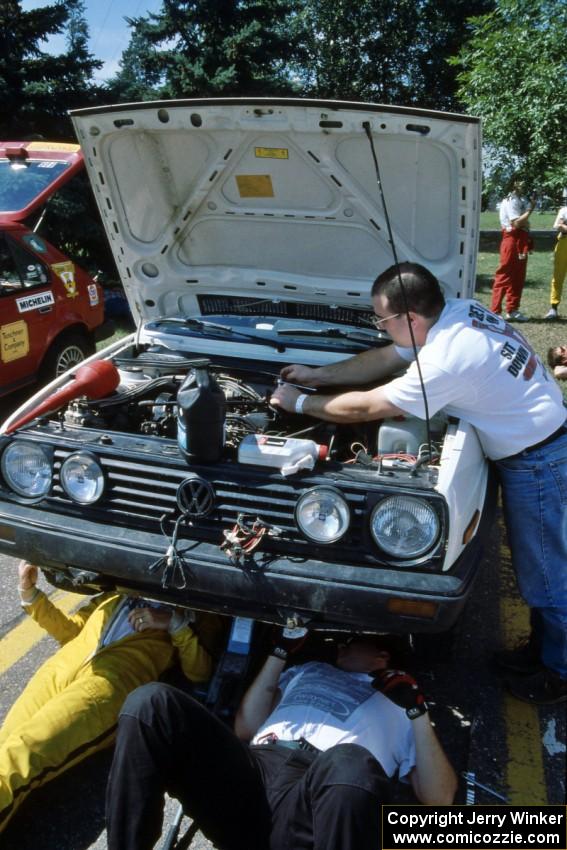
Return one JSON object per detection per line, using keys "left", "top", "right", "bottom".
{"left": 480, "top": 211, "right": 557, "bottom": 230}
{"left": 96, "top": 318, "right": 135, "bottom": 351}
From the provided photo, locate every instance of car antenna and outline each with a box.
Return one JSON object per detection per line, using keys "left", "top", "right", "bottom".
{"left": 362, "top": 121, "right": 433, "bottom": 467}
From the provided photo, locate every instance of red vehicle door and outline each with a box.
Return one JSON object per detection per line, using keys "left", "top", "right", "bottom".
{"left": 0, "top": 225, "right": 103, "bottom": 397}
{"left": 0, "top": 229, "right": 58, "bottom": 393}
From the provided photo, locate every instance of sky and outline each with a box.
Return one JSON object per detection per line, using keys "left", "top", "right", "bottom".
{"left": 21, "top": 0, "right": 163, "bottom": 82}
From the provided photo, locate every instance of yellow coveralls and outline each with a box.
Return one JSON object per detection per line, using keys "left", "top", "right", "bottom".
{"left": 0, "top": 591, "right": 218, "bottom": 831}
{"left": 550, "top": 233, "right": 567, "bottom": 307}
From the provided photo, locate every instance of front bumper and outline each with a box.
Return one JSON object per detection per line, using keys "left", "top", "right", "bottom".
{"left": 0, "top": 500, "right": 486, "bottom": 633}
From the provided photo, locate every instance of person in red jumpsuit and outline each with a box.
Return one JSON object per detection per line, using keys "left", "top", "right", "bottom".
{"left": 490, "top": 176, "right": 536, "bottom": 322}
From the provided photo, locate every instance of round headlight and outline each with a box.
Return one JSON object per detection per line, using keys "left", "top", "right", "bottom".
{"left": 60, "top": 453, "right": 104, "bottom": 505}
{"left": 1, "top": 441, "right": 52, "bottom": 498}
{"left": 370, "top": 496, "right": 439, "bottom": 559}
{"left": 295, "top": 487, "right": 350, "bottom": 543}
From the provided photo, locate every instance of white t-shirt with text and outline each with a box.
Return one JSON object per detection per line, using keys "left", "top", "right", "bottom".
{"left": 251, "top": 661, "right": 416, "bottom": 780}
{"left": 385, "top": 299, "right": 565, "bottom": 460}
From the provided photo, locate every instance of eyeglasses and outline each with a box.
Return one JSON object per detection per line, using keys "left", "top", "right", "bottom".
{"left": 370, "top": 312, "right": 401, "bottom": 328}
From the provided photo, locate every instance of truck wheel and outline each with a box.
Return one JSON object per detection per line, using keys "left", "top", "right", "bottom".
{"left": 41, "top": 333, "right": 95, "bottom": 382}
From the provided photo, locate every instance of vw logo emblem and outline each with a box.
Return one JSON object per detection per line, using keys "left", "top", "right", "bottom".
{"left": 177, "top": 474, "right": 215, "bottom": 518}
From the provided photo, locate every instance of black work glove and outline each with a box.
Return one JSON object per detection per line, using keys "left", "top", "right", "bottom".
{"left": 270, "top": 626, "right": 309, "bottom": 660}
{"left": 371, "top": 669, "right": 428, "bottom": 719}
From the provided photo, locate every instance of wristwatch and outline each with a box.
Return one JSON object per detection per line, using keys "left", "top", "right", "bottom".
{"left": 406, "top": 702, "right": 428, "bottom": 720}
{"left": 270, "top": 646, "right": 288, "bottom": 661}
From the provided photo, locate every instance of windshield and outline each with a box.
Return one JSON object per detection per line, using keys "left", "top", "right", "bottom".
{"left": 0, "top": 159, "right": 70, "bottom": 213}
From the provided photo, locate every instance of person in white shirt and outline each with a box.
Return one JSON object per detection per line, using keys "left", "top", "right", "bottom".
{"left": 105, "top": 632, "right": 456, "bottom": 850}
{"left": 490, "top": 176, "right": 536, "bottom": 322}
{"left": 271, "top": 262, "right": 567, "bottom": 706}
{"left": 544, "top": 205, "right": 567, "bottom": 320}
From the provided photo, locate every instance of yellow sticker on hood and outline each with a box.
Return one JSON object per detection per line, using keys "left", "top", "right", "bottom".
{"left": 1, "top": 320, "right": 29, "bottom": 363}
{"left": 235, "top": 175, "right": 274, "bottom": 198}
{"left": 255, "top": 147, "right": 288, "bottom": 160}
{"left": 27, "top": 142, "right": 80, "bottom": 152}
{"left": 51, "top": 261, "right": 78, "bottom": 298}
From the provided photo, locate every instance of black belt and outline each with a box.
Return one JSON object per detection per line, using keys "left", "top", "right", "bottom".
{"left": 255, "top": 735, "right": 320, "bottom": 755}
{"left": 504, "top": 421, "right": 567, "bottom": 460}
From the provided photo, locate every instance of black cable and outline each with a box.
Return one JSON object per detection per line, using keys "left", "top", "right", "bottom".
{"left": 148, "top": 513, "right": 193, "bottom": 589}
{"left": 362, "top": 122, "right": 433, "bottom": 464}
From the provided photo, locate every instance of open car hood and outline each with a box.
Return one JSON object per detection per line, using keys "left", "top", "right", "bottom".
{"left": 0, "top": 141, "right": 84, "bottom": 224}
{"left": 71, "top": 98, "right": 481, "bottom": 324}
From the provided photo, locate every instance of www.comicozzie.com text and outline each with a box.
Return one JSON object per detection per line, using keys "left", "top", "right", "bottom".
{"left": 384, "top": 809, "right": 565, "bottom": 848}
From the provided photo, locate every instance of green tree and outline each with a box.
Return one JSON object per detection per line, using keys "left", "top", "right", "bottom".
{"left": 107, "top": 0, "right": 300, "bottom": 100}
{"left": 290, "top": 0, "right": 410, "bottom": 102}
{"left": 452, "top": 0, "right": 567, "bottom": 198}
{"left": 281, "top": 0, "right": 494, "bottom": 108}
{"left": 111, "top": 0, "right": 493, "bottom": 110}
{"left": 0, "top": 0, "right": 102, "bottom": 139}
{"left": 104, "top": 28, "right": 163, "bottom": 102}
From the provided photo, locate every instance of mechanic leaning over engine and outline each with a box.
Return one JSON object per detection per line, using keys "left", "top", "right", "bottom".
{"left": 271, "top": 262, "right": 567, "bottom": 706}
{"left": 0, "top": 560, "right": 221, "bottom": 833}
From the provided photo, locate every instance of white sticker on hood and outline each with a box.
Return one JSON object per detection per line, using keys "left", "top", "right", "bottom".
{"left": 16, "top": 291, "right": 55, "bottom": 313}
{"left": 88, "top": 283, "right": 99, "bottom": 306}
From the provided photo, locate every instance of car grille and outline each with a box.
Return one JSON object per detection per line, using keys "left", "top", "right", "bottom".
{"left": 48, "top": 445, "right": 372, "bottom": 563}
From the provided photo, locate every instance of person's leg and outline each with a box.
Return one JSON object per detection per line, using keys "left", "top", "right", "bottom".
{"left": 496, "top": 433, "right": 567, "bottom": 680}
{"left": 106, "top": 683, "right": 270, "bottom": 850}
{"left": 490, "top": 233, "right": 513, "bottom": 314}
{"left": 0, "top": 673, "right": 119, "bottom": 832}
{"left": 0, "top": 655, "right": 76, "bottom": 745}
{"left": 267, "top": 744, "right": 389, "bottom": 850}
{"left": 506, "top": 255, "right": 527, "bottom": 314}
{"left": 550, "top": 237, "right": 567, "bottom": 307}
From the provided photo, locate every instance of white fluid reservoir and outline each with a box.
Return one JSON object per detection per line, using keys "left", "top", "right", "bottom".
{"left": 377, "top": 416, "right": 429, "bottom": 455}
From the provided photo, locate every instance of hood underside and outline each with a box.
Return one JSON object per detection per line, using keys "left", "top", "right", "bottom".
{"left": 71, "top": 98, "right": 481, "bottom": 324}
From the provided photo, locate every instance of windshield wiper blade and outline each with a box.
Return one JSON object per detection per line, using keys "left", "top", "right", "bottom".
{"left": 150, "top": 317, "right": 232, "bottom": 333}
{"left": 277, "top": 326, "right": 386, "bottom": 343}
{"left": 147, "top": 317, "right": 286, "bottom": 350}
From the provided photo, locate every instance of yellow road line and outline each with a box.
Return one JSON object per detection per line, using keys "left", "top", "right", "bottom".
{"left": 499, "top": 528, "right": 547, "bottom": 804}
{"left": 0, "top": 591, "right": 84, "bottom": 677}
{"left": 504, "top": 691, "right": 548, "bottom": 804}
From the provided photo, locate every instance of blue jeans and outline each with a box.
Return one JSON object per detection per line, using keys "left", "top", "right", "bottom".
{"left": 495, "top": 430, "right": 567, "bottom": 677}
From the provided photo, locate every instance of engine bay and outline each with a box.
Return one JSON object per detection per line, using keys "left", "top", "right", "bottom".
{"left": 56, "top": 342, "right": 446, "bottom": 478}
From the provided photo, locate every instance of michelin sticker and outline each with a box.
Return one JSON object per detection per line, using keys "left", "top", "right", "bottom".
{"left": 16, "top": 291, "right": 55, "bottom": 313}
{"left": 51, "top": 260, "right": 78, "bottom": 298}
{"left": 87, "top": 283, "right": 99, "bottom": 307}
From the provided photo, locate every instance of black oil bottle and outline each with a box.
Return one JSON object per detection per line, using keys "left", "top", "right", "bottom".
{"left": 177, "top": 365, "right": 225, "bottom": 463}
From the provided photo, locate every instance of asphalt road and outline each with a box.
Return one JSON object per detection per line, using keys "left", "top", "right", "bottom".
{"left": 0, "top": 521, "right": 565, "bottom": 849}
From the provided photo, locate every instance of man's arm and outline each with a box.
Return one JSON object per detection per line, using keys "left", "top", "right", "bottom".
{"left": 408, "top": 714, "right": 458, "bottom": 805}
{"left": 554, "top": 364, "right": 567, "bottom": 381}
{"left": 280, "top": 344, "right": 409, "bottom": 389}
{"left": 17, "top": 560, "right": 101, "bottom": 644}
{"left": 234, "top": 655, "right": 286, "bottom": 741}
{"left": 511, "top": 196, "right": 536, "bottom": 230}
{"left": 271, "top": 382, "right": 406, "bottom": 423}
{"left": 372, "top": 669, "right": 457, "bottom": 805}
